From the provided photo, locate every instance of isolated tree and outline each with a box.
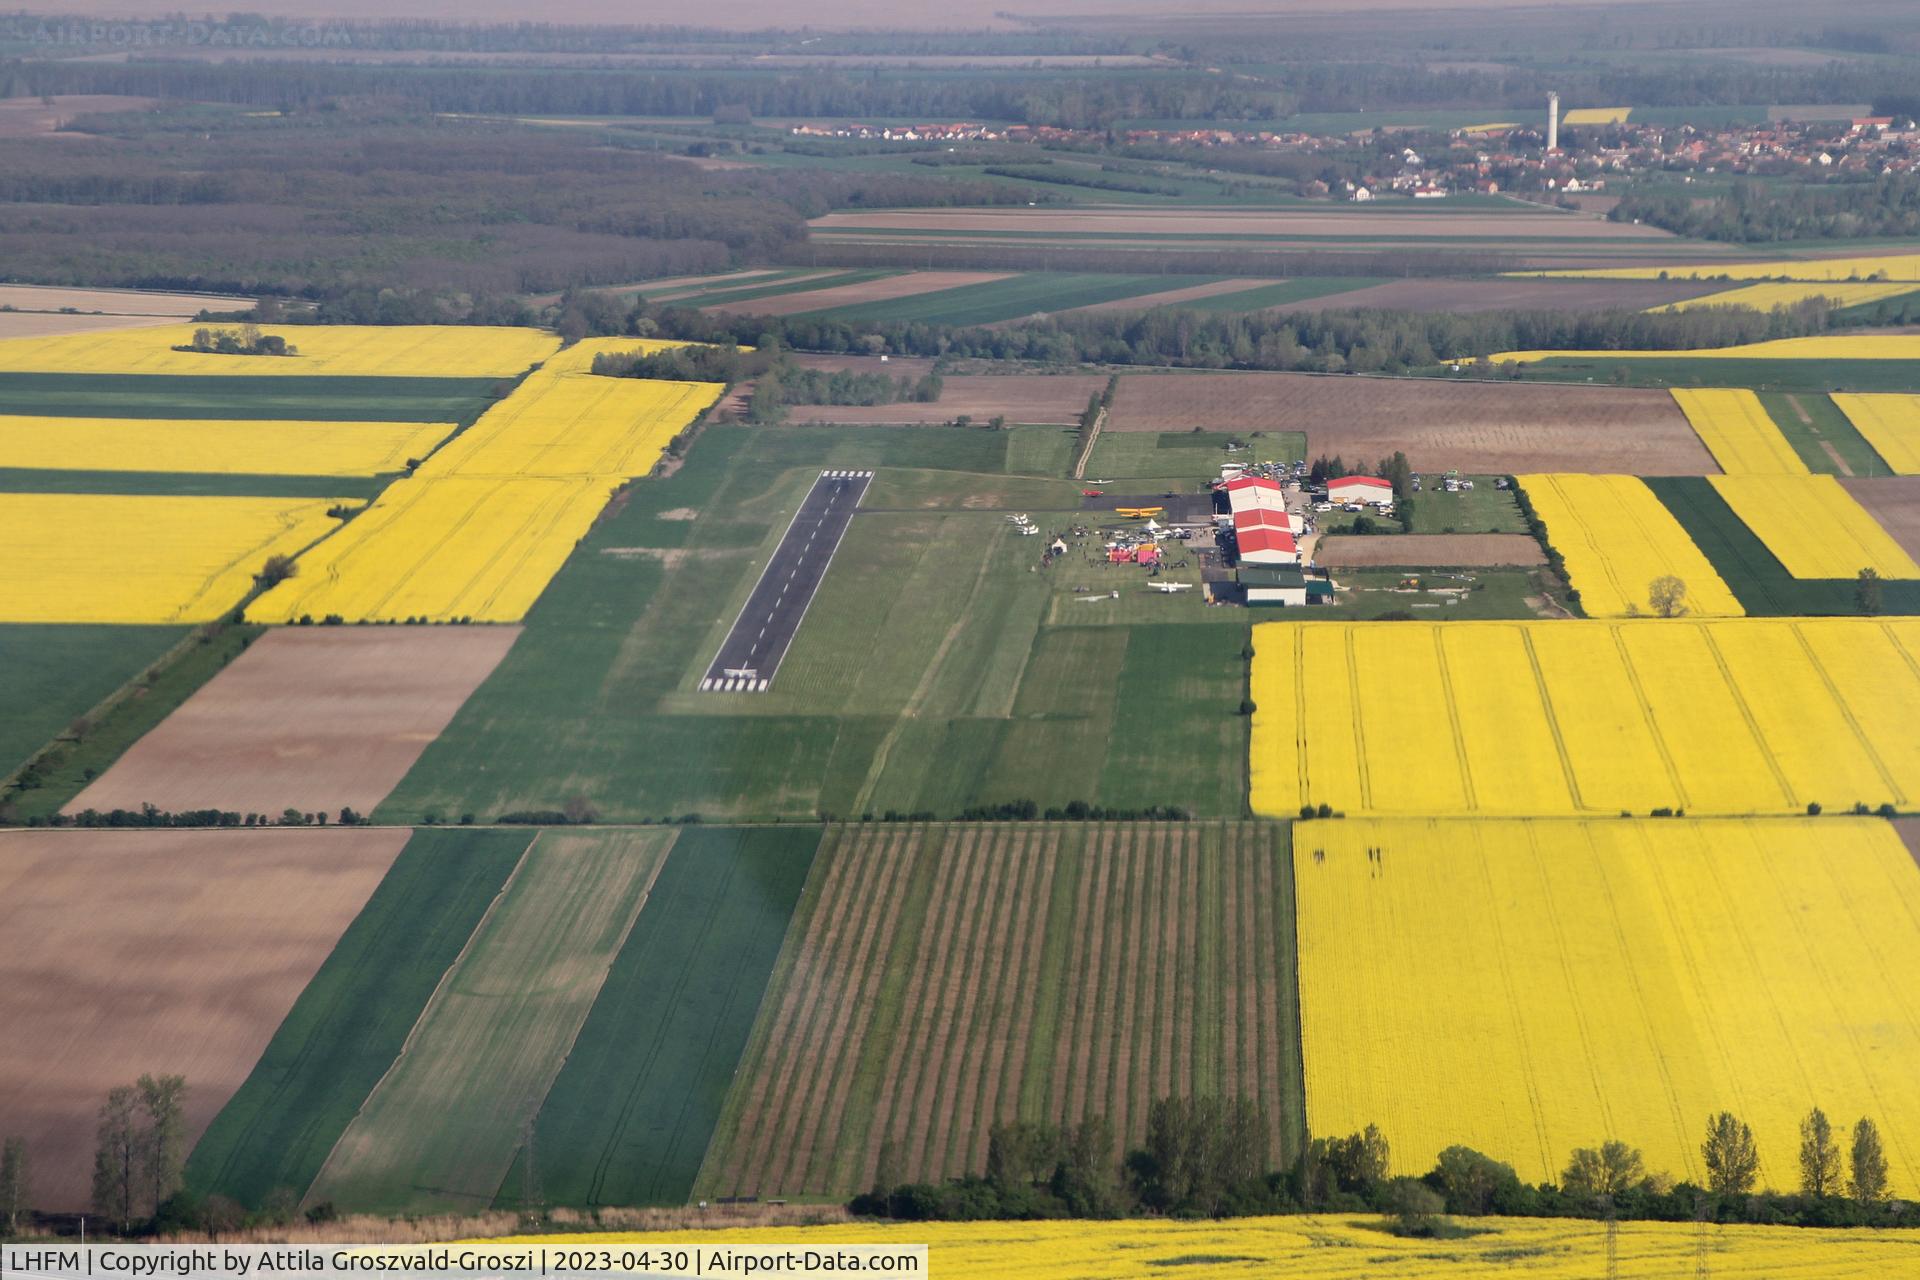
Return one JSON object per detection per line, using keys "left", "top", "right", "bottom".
{"left": 255, "top": 554, "right": 298, "bottom": 587}
{"left": 1849, "top": 1118, "right": 1890, "bottom": 1205}
{"left": 1562, "top": 1140, "right": 1647, "bottom": 1200}
{"left": 1798, "top": 1107, "right": 1844, "bottom": 1197}
{"left": 1432, "top": 1145, "right": 1518, "bottom": 1216}
{"left": 1702, "top": 1112, "right": 1760, "bottom": 1195}
{"left": 1648, "top": 574, "right": 1689, "bottom": 618}
{"left": 1857, "top": 567, "right": 1883, "bottom": 615}
{"left": 139, "top": 1074, "right": 188, "bottom": 1214}
{"left": 0, "top": 1136, "right": 30, "bottom": 1235}
{"left": 92, "top": 1086, "right": 141, "bottom": 1231}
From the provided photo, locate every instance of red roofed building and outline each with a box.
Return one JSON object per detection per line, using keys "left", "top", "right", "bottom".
{"left": 1233, "top": 508, "right": 1299, "bottom": 566}
{"left": 1329, "top": 475, "right": 1394, "bottom": 505}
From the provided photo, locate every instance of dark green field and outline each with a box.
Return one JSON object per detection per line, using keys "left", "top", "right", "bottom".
{"left": 505, "top": 826, "right": 820, "bottom": 1209}
{"left": 1757, "top": 392, "right": 1893, "bottom": 477}
{"left": 664, "top": 268, "right": 901, "bottom": 309}
{"left": 185, "top": 828, "right": 532, "bottom": 1209}
{"left": 1180, "top": 277, "right": 1388, "bottom": 313}
{"left": 1404, "top": 478, "right": 1528, "bottom": 534}
{"left": 802, "top": 273, "right": 1222, "bottom": 326}
{"left": 0, "top": 625, "right": 184, "bottom": 781}
{"left": 5, "top": 624, "right": 264, "bottom": 822}
{"left": 1646, "top": 476, "right": 1920, "bottom": 615}
{"left": 377, "top": 426, "right": 1249, "bottom": 825}
{"left": 0, "top": 373, "right": 501, "bottom": 422}
{"left": 0, "top": 468, "right": 386, "bottom": 499}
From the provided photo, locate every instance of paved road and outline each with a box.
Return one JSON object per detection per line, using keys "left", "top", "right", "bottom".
{"left": 701, "top": 469, "right": 872, "bottom": 693}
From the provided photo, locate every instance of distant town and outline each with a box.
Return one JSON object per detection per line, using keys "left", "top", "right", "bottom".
{"left": 791, "top": 105, "right": 1920, "bottom": 201}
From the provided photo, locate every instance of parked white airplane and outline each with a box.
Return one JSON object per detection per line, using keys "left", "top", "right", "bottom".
{"left": 1076, "top": 591, "right": 1121, "bottom": 603}
{"left": 1150, "top": 581, "right": 1195, "bottom": 593}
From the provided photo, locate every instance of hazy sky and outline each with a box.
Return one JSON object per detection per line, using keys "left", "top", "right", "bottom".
{"left": 14, "top": 0, "right": 1684, "bottom": 33}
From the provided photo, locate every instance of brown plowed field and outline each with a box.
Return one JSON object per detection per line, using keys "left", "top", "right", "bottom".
{"left": 0, "top": 284, "right": 252, "bottom": 316}
{"left": 1269, "top": 277, "right": 1722, "bottom": 313}
{"left": 1316, "top": 533, "right": 1548, "bottom": 567}
{"left": 68, "top": 627, "right": 521, "bottom": 818}
{"left": 1106, "top": 372, "right": 1715, "bottom": 474}
{"left": 1840, "top": 477, "right": 1920, "bottom": 562}
{"left": 0, "top": 312, "right": 181, "bottom": 339}
{"left": 1895, "top": 818, "right": 1920, "bottom": 870}
{"left": 787, "top": 374, "right": 1109, "bottom": 425}
{"left": 708, "top": 271, "right": 1013, "bottom": 317}
{"left": 809, "top": 207, "right": 1676, "bottom": 241}
{"left": 0, "top": 827, "right": 407, "bottom": 1209}
{"left": 698, "top": 821, "right": 1303, "bottom": 1200}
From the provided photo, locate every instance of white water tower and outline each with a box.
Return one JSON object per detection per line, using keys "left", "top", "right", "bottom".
{"left": 1547, "top": 91, "right": 1560, "bottom": 152}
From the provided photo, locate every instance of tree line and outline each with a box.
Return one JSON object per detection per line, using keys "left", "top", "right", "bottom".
{"left": 1613, "top": 176, "right": 1920, "bottom": 244}
{"left": 850, "top": 1097, "right": 1914, "bottom": 1231}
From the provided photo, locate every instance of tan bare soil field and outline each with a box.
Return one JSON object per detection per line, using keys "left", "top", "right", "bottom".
{"left": 0, "top": 283, "right": 252, "bottom": 315}
{"left": 0, "top": 312, "right": 180, "bottom": 338}
{"left": 1840, "top": 477, "right": 1920, "bottom": 561}
{"left": 69, "top": 627, "right": 521, "bottom": 818}
{"left": 0, "top": 827, "right": 408, "bottom": 1209}
{"left": 707, "top": 271, "right": 1013, "bottom": 318}
{"left": 809, "top": 208, "right": 1676, "bottom": 241}
{"left": 1272, "top": 277, "right": 1721, "bottom": 313}
{"left": 1316, "top": 533, "right": 1547, "bottom": 567}
{"left": 1896, "top": 818, "right": 1920, "bottom": 871}
{"left": 1056, "top": 277, "right": 1276, "bottom": 314}
{"left": 787, "top": 374, "right": 1108, "bottom": 425}
{"left": 0, "top": 94, "right": 158, "bottom": 137}
{"left": 1107, "top": 372, "right": 1715, "bottom": 473}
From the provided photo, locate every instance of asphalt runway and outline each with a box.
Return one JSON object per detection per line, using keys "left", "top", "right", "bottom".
{"left": 700, "top": 469, "right": 872, "bottom": 692}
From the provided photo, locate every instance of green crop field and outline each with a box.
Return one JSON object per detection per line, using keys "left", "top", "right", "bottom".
{"left": 509, "top": 826, "right": 820, "bottom": 1209}
{"left": 0, "top": 468, "right": 387, "bottom": 500}
{"left": 1085, "top": 430, "right": 1304, "bottom": 480}
{"left": 7, "top": 623, "right": 265, "bottom": 822}
{"left": 0, "top": 625, "right": 185, "bottom": 780}
{"left": 1405, "top": 478, "right": 1528, "bottom": 534}
{"left": 697, "top": 821, "right": 1301, "bottom": 1199}
{"left": 0, "top": 373, "right": 503, "bottom": 422}
{"left": 801, "top": 274, "right": 1224, "bottom": 326}
{"left": 307, "top": 828, "right": 673, "bottom": 1215}
{"left": 186, "top": 828, "right": 532, "bottom": 1209}
{"left": 1758, "top": 393, "right": 1894, "bottom": 477}
{"left": 1180, "top": 278, "right": 1389, "bottom": 313}
{"left": 662, "top": 268, "right": 902, "bottom": 309}
{"left": 1646, "top": 477, "right": 1920, "bottom": 615}
{"left": 377, "top": 427, "right": 1251, "bottom": 825}
{"left": 1504, "top": 358, "right": 1920, "bottom": 394}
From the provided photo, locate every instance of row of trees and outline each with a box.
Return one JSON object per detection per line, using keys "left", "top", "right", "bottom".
{"left": 853, "top": 1098, "right": 1910, "bottom": 1229}
{"left": 91, "top": 1075, "right": 187, "bottom": 1233}
{"left": 747, "top": 363, "right": 943, "bottom": 424}
{"left": 643, "top": 297, "right": 1830, "bottom": 375}
{"left": 1613, "top": 176, "right": 1920, "bottom": 244}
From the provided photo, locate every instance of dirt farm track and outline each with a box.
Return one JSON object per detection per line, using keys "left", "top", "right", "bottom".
{"left": 0, "top": 827, "right": 408, "bottom": 1209}
{"left": 1106, "top": 372, "right": 1716, "bottom": 474}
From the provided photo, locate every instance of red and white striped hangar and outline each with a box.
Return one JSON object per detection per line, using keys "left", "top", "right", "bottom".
{"left": 1223, "top": 475, "right": 1304, "bottom": 532}
{"left": 1234, "top": 507, "right": 1300, "bottom": 566}
{"left": 1329, "top": 475, "right": 1394, "bottom": 505}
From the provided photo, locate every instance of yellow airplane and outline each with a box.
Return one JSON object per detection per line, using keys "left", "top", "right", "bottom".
{"left": 1114, "top": 506, "right": 1165, "bottom": 518}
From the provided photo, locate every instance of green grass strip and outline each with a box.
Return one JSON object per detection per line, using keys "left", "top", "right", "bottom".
{"left": 0, "top": 624, "right": 185, "bottom": 781}
{"left": 4, "top": 624, "right": 264, "bottom": 821}
{"left": 0, "top": 468, "right": 386, "bottom": 499}
{"left": 1180, "top": 277, "right": 1390, "bottom": 312}
{"left": 185, "top": 827, "right": 532, "bottom": 1209}
{"left": 1505, "top": 358, "right": 1920, "bottom": 394}
{"left": 1757, "top": 392, "right": 1895, "bottom": 477}
{"left": 512, "top": 825, "right": 820, "bottom": 1208}
{"left": 0, "top": 372, "right": 502, "bottom": 422}
{"left": 801, "top": 273, "right": 1223, "bottom": 326}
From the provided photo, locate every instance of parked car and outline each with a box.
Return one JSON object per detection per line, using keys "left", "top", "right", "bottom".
{"left": 1313, "top": 502, "right": 1334, "bottom": 512}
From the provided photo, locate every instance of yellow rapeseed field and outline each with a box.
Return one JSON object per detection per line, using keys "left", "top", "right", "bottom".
{"left": 1248, "top": 618, "right": 1920, "bottom": 817}
{"left": 1292, "top": 817, "right": 1920, "bottom": 1200}
{"left": 0, "top": 494, "right": 347, "bottom": 623}
{"left": 1672, "top": 388, "right": 1810, "bottom": 474}
{"left": 478, "top": 1216, "right": 1920, "bottom": 1278}
{"left": 1517, "top": 474, "right": 1743, "bottom": 616}
{"left": 245, "top": 339, "right": 723, "bottom": 622}
{"left": 0, "top": 324, "right": 559, "bottom": 377}
{"left": 246, "top": 475, "right": 611, "bottom": 623}
{"left": 1650, "top": 280, "right": 1918, "bottom": 313}
{"left": 1711, "top": 474, "right": 1920, "bottom": 578}
{"left": 0, "top": 415, "right": 454, "bottom": 477}
{"left": 1562, "top": 105, "right": 1631, "bottom": 124}
{"left": 1517, "top": 253, "right": 1920, "bottom": 282}
{"left": 1832, "top": 393, "right": 1920, "bottom": 474}
{"left": 1493, "top": 334, "right": 1920, "bottom": 362}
